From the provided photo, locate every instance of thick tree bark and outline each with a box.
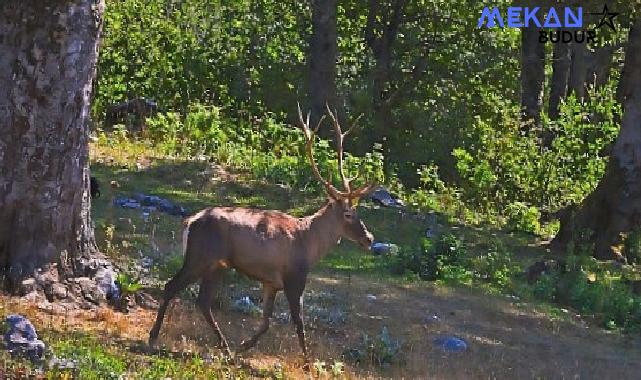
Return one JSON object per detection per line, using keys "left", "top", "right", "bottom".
{"left": 553, "top": 19, "right": 641, "bottom": 261}
{"left": 308, "top": 0, "right": 338, "bottom": 125}
{"left": 0, "top": 0, "right": 104, "bottom": 290}
{"left": 520, "top": 26, "right": 545, "bottom": 128}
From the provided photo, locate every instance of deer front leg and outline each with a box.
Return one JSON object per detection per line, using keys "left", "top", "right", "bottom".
{"left": 197, "top": 271, "right": 232, "bottom": 357}
{"left": 149, "top": 264, "right": 198, "bottom": 346}
{"left": 237, "top": 285, "right": 277, "bottom": 353}
{"left": 285, "top": 283, "right": 307, "bottom": 358}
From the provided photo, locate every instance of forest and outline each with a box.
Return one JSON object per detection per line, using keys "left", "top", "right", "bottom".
{"left": 1, "top": 0, "right": 641, "bottom": 378}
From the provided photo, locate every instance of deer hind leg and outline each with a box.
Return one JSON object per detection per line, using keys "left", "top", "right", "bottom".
{"left": 197, "top": 270, "right": 232, "bottom": 358}
{"left": 285, "top": 281, "right": 307, "bottom": 358}
{"left": 237, "top": 284, "right": 277, "bottom": 353}
{"left": 148, "top": 262, "right": 200, "bottom": 346}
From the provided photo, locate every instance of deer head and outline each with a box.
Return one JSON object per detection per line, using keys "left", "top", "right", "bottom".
{"left": 297, "top": 103, "right": 376, "bottom": 250}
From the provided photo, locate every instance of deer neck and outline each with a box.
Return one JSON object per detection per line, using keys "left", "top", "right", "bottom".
{"left": 301, "top": 201, "right": 343, "bottom": 266}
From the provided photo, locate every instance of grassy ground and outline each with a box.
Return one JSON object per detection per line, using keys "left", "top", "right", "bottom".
{"left": 1, "top": 140, "right": 641, "bottom": 378}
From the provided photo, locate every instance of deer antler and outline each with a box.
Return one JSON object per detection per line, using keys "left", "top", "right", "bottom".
{"left": 297, "top": 103, "right": 377, "bottom": 200}
{"left": 325, "top": 105, "right": 356, "bottom": 193}
{"left": 297, "top": 103, "right": 342, "bottom": 199}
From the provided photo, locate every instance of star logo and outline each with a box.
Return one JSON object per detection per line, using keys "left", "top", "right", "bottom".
{"left": 589, "top": 4, "right": 619, "bottom": 31}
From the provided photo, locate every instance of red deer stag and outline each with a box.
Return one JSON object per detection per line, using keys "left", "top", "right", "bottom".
{"left": 148, "top": 105, "right": 376, "bottom": 360}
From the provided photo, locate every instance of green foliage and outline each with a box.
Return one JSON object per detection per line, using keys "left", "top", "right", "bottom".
{"left": 143, "top": 107, "right": 385, "bottom": 192}
{"left": 623, "top": 230, "right": 641, "bottom": 265}
{"left": 51, "top": 336, "right": 127, "bottom": 380}
{"left": 345, "top": 326, "right": 403, "bottom": 367}
{"left": 532, "top": 254, "right": 641, "bottom": 331}
{"left": 453, "top": 86, "right": 620, "bottom": 218}
{"left": 47, "top": 333, "right": 240, "bottom": 379}
{"left": 96, "top": 0, "right": 307, "bottom": 116}
{"left": 470, "top": 239, "right": 517, "bottom": 288}
{"left": 389, "top": 234, "right": 470, "bottom": 282}
{"left": 504, "top": 201, "right": 540, "bottom": 234}
{"left": 116, "top": 272, "right": 142, "bottom": 296}
{"left": 156, "top": 254, "right": 185, "bottom": 281}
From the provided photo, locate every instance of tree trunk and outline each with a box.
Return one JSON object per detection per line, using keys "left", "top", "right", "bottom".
{"left": 520, "top": 26, "right": 545, "bottom": 128}
{"left": 548, "top": 41, "right": 571, "bottom": 121}
{"left": 567, "top": 42, "right": 588, "bottom": 101}
{"left": 308, "top": 0, "right": 338, "bottom": 125}
{"left": 553, "top": 19, "right": 641, "bottom": 261}
{"left": 364, "top": 0, "right": 407, "bottom": 155}
{"left": 370, "top": 43, "right": 393, "bottom": 150}
{"left": 586, "top": 45, "right": 617, "bottom": 89}
{"left": 0, "top": 0, "right": 105, "bottom": 291}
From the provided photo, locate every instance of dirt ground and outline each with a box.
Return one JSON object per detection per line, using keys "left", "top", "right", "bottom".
{"left": 130, "top": 273, "right": 641, "bottom": 378}
{"left": 8, "top": 271, "right": 641, "bottom": 379}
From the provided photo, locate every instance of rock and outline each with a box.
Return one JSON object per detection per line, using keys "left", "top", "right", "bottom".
{"left": 52, "top": 283, "right": 68, "bottom": 300}
{"left": 4, "top": 315, "right": 46, "bottom": 362}
{"left": 48, "top": 356, "right": 79, "bottom": 372}
{"left": 424, "top": 314, "right": 440, "bottom": 324}
{"left": 21, "top": 279, "right": 37, "bottom": 295}
{"left": 231, "top": 296, "right": 262, "bottom": 316}
{"left": 371, "top": 242, "right": 398, "bottom": 256}
{"left": 94, "top": 266, "right": 120, "bottom": 301}
{"left": 75, "top": 277, "right": 103, "bottom": 305}
{"left": 134, "top": 292, "right": 158, "bottom": 310}
{"left": 38, "top": 302, "right": 67, "bottom": 315}
{"left": 367, "top": 187, "right": 405, "bottom": 208}
{"left": 433, "top": 336, "right": 467, "bottom": 353}
{"left": 115, "top": 193, "right": 188, "bottom": 216}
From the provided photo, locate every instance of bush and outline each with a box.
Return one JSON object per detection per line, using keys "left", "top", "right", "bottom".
{"left": 470, "top": 239, "right": 517, "bottom": 288}
{"left": 389, "top": 239, "right": 432, "bottom": 280}
{"left": 344, "top": 326, "right": 403, "bottom": 367}
{"left": 623, "top": 230, "right": 641, "bottom": 265}
{"left": 532, "top": 254, "right": 641, "bottom": 331}
{"left": 452, "top": 86, "right": 620, "bottom": 216}
{"left": 389, "top": 234, "right": 468, "bottom": 281}
{"left": 144, "top": 107, "right": 386, "bottom": 192}
{"left": 504, "top": 201, "right": 540, "bottom": 234}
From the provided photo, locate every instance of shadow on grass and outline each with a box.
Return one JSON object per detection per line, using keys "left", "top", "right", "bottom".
{"left": 91, "top": 159, "right": 317, "bottom": 214}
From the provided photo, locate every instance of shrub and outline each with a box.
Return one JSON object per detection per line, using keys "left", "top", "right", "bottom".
{"left": 389, "top": 234, "right": 468, "bottom": 282}
{"left": 452, "top": 86, "right": 620, "bottom": 216}
{"left": 144, "top": 107, "right": 386, "bottom": 192}
{"left": 344, "top": 326, "right": 403, "bottom": 367}
{"left": 504, "top": 201, "right": 540, "bottom": 234}
{"left": 531, "top": 254, "right": 641, "bottom": 331}
{"left": 470, "top": 239, "right": 517, "bottom": 288}
{"left": 623, "top": 229, "right": 641, "bottom": 265}
{"left": 388, "top": 239, "right": 433, "bottom": 280}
